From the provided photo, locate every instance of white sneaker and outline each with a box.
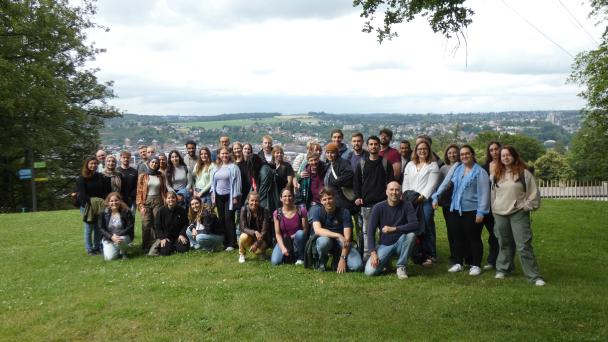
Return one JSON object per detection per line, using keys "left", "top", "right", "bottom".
{"left": 238, "top": 254, "right": 245, "bottom": 263}
{"left": 469, "top": 266, "right": 482, "bottom": 276}
{"left": 534, "top": 279, "right": 546, "bottom": 287}
{"left": 225, "top": 246, "right": 235, "bottom": 252}
{"left": 495, "top": 272, "right": 505, "bottom": 279}
{"left": 448, "top": 264, "right": 463, "bottom": 273}
{"left": 483, "top": 264, "right": 494, "bottom": 270}
{"left": 396, "top": 266, "right": 408, "bottom": 279}
{"left": 295, "top": 259, "right": 304, "bottom": 265}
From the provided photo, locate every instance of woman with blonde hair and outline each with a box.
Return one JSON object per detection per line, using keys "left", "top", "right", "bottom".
{"left": 211, "top": 147, "right": 242, "bottom": 251}
{"left": 99, "top": 192, "right": 134, "bottom": 260}
{"left": 192, "top": 147, "right": 216, "bottom": 204}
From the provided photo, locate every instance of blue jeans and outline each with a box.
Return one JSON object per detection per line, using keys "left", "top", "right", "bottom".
{"left": 421, "top": 199, "right": 436, "bottom": 258}
{"left": 316, "top": 236, "right": 363, "bottom": 271}
{"left": 80, "top": 206, "right": 101, "bottom": 253}
{"left": 271, "top": 230, "right": 306, "bottom": 265}
{"left": 176, "top": 187, "right": 191, "bottom": 209}
{"left": 364, "top": 232, "right": 416, "bottom": 276}
{"left": 102, "top": 236, "right": 131, "bottom": 261}
{"left": 196, "top": 233, "right": 224, "bottom": 252}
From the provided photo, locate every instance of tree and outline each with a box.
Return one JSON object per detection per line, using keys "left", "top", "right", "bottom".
{"left": 470, "top": 131, "right": 544, "bottom": 164}
{"left": 533, "top": 151, "right": 576, "bottom": 181}
{"left": 353, "top": 0, "right": 474, "bottom": 43}
{"left": 569, "top": 1, "right": 608, "bottom": 131}
{"left": 0, "top": 0, "right": 119, "bottom": 212}
{"left": 568, "top": 119, "right": 608, "bottom": 181}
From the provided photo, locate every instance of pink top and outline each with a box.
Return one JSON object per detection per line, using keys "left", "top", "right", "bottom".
{"left": 273, "top": 207, "right": 308, "bottom": 238}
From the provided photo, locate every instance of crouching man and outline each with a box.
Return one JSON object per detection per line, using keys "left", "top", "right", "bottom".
{"left": 310, "top": 187, "right": 362, "bottom": 273}
{"left": 365, "top": 181, "right": 419, "bottom": 279}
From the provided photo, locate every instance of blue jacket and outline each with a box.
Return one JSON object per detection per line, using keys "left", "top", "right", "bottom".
{"left": 432, "top": 163, "right": 490, "bottom": 216}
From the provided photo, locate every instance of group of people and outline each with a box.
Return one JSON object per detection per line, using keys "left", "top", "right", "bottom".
{"left": 75, "top": 128, "right": 545, "bottom": 285}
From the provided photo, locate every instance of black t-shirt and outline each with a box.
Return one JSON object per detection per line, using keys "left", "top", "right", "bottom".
{"left": 274, "top": 162, "right": 294, "bottom": 191}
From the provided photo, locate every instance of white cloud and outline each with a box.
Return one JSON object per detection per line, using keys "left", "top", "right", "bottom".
{"left": 87, "top": 0, "right": 601, "bottom": 115}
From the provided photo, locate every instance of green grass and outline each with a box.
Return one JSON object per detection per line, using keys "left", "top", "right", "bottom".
{"left": 1, "top": 200, "right": 607, "bottom": 341}
{"left": 173, "top": 117, "right": 282, "bottom": 129}
{"left": 173, "top": 115, "right": 319, "bottom": 129}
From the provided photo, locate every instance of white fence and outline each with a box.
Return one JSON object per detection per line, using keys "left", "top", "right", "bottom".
{"left": 538, "top": 180, "right": 608, "bottom": 201}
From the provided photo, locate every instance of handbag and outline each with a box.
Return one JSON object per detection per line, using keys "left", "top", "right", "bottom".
{"left": 330, "top": 163, "right": 355, "bottom": 201}
{"left": 437, "top": 181, "right": 454, "bottom": 207}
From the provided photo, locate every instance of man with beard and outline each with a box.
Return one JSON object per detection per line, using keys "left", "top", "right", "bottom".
{"left": 378, "top": 128, "right": 402, "bottom": 180}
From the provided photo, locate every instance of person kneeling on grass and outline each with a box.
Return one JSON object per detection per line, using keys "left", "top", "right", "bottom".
{"left": 238, "top": 191, "right": 271, "bottom": 263}
{"left": 271, "top": 188, "right": 309, "bottom": 266}
{"left": 99, "top": 192, "right": 134, "bottom": 261}
{"left": 186, "top": 197, "right": 225, "bottom": 252}
{"left": 151, "top": 191, "right": 190, "bottom": 256}
{"left": 310, "top": 187, "right": 362, "bottom": 273}
{"left": 364, "top": 182, "right": 419, "bottom": 279}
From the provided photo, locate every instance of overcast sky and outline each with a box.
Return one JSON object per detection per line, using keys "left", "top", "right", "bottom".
{"left": 88, "top": 0, "right": 602, "bottom": 115}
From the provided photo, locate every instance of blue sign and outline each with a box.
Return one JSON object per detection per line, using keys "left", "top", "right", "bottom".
{"left": 18, "top": 168, "right": 32, "bottom": 180}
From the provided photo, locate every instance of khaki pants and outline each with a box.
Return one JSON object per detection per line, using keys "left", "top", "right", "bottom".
{"left": 141, "top": 195, "right": 163, "bottom": 251}
{"left": 238, "top": 233, "right": 267, "bottom": 255}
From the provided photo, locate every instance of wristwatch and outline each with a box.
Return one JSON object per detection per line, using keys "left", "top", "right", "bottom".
{"left": 341, "top": 255, "right": 347, "bottom": 261}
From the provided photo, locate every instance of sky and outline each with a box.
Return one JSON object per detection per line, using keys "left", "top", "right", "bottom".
{"left": 87, "top": 0, "right": 603, "bottom": 116}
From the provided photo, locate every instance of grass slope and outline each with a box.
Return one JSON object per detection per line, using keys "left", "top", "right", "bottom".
{"left": 0, "top": 200, "right": 606, "bottom": 341}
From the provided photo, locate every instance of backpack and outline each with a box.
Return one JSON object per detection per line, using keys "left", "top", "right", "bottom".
{"left": 359, "top": 157, "right": 389, "bottom": 184}
{"left": 276, "top": 207, "right": 303, "bottom": 264}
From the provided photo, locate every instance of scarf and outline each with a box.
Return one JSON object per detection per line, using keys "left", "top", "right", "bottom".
{"left": 450, "top": 163, "right": 481, "bottom": 215}
{"left": 147, "top": 157, "right": 161, "bottom": 176}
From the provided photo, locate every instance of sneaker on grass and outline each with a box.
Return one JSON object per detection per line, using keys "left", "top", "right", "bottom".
{"left": 396, "top": 266, "right": 408, "bottom": 279}
{"left": 469, "top": 266, "right": 482, "bottom": 276}
{"left": 238, "top": 254, "right": 245, "bottom": 263}
{"left": 295, "top": 260, "right": 304, "bottom": 265}
{"left": 534, "top": 279, "right": 546, "bottom": 287}
{"left": 495, "top": 272, "right": 506, "bottom": 279}
{"left": 448, "top": 264, "right": 463, "bottom": 273}
{"left": 225, "top": 246, "right": 235, "bottom": 252}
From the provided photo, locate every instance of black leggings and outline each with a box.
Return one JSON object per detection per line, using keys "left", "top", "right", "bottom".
{"left": 451, "top": 211, "right": 483, "bottom": 267}
{"left": 216, "top": 194, "right": 236, "bottom": 248}
{"left": 159, "top": 239, "right": 190, "bottom": 256}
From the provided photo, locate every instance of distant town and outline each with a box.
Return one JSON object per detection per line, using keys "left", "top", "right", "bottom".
{"left": 101, "top": 110, "right": 581, "bottom": 162}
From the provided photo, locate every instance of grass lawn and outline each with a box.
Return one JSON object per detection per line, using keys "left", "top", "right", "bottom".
{"left": 173, "top": 117, "right": 282, "bottom": 129}
{"left": 1, "top": 200, "right": 606, "bottom": 341}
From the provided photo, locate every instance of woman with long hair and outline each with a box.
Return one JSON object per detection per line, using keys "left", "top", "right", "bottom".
{"left": 99, "top": 192, "right": 134, "bottom": 260}
{"left": 271, "top": 188, "right": 309, "bottom": 265}
{"left": 192, "top": 147, "right": 216, "bottom": 205}
{"left": 211, "top": 147, "right": 242, "bottom": 251}
{"left": 154, "top": 191, "right": 190, "bottom": 256}
{"left": 402, "top": 139, "right": 440, "bottom": 266}
{"left": 187, "top": 197, "right": 224, "bottom": 251}
{"left": 76, "top": 156, "right": 111, "bottom": 255}
{"left": 432, "top": 145, "right": 490, "bottom": 276}
{"left": 241, "top": 142, "right": 264, "bottom": 193}
{"left": 492, "top": 145, "right": 544, "bottom": 286}
{"left": 481, "top": 141, "right": 502, "bottom": 270}
{"left": 238, "top": 191, "right": 272, "bottom": 263}
{"left": 165, "top": 149, "right": 191, "bottom": 208}
{"left": 437, "top": 144, "right": 460, "bottom": 266}
{"left": 136, "top": 156, "right": 168, "bottom": 251}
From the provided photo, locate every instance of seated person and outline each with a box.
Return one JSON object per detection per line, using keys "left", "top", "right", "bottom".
{"left": 238, "top": 191, "right": 271, "bottom": 263}
{"left": 364, "top": 181, "right": 419, "bottom": 279}
{"left": 99, "top": 192, "right": 134, "bottom": 261}
{"left": 153, "top": 191, "right": 190, "bottom": 256}
{"left": 310, "top": 187, "right": 362, "bottom": 273}
{"left": 186, "top": 197, "right": 223, "bottom": 251}
{"left": 271, "top": 188, "right": 309, "bottom": 265}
